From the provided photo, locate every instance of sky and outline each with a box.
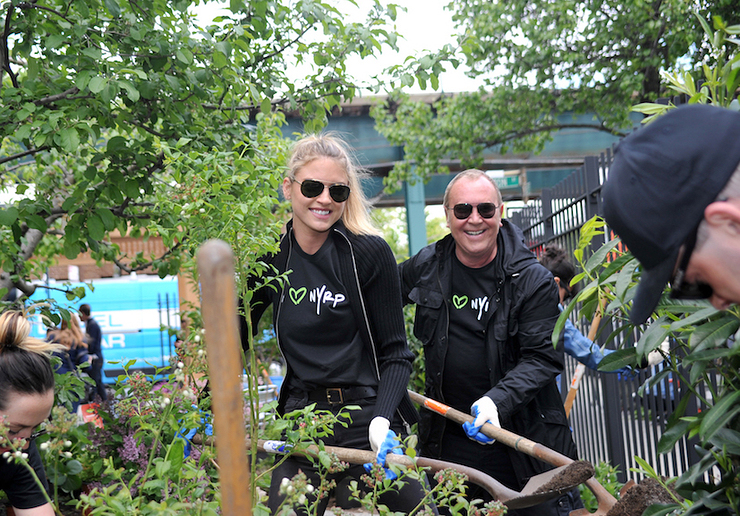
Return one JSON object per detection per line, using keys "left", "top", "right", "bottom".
{"left": 192, "top": 0, "right": 483, "bottom": 94}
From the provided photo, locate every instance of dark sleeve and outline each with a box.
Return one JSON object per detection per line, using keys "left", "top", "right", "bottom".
{"left": 87, "top": 321, "right": 102, "bottom": 355}
{"left": 2, "top": 440, "right": 50, "bottom": 509}
{"left": 485, "top": 265, "right": 565, "bottom": 423}
{"left": 357, "top": 236, "right": 413, "bottom": 421}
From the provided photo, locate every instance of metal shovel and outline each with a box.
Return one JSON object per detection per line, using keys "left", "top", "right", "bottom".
{"left": 253, "top": 438, "right": 590, "bottom": 510}
{"left": 408, "top": 390, "right": 618, "bottom": 515}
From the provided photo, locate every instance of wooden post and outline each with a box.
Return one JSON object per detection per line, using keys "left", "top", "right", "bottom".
{"left": 197, "top": 240, "right": 251, "bottom": 516}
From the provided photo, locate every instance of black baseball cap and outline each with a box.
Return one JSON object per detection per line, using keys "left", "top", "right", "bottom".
{"left": 602, "top": 104, "right": 740, "bottom": 324}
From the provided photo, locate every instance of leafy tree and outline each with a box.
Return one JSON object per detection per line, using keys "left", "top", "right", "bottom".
{"left": 371, "top": 0, "right": 739, "bottom": 189}
{"left": 0, "top": 0, "right": 408, "bottom": 299}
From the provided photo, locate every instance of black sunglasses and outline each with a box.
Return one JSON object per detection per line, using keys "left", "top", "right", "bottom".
{"left": 670, "top": 225, "right": 713, "bottom": 300}
{"left": 292, "top": 178, "right": 350, "bottom": 203}
{"left": 449, "top": 202, "right": 498, "bottom": 220}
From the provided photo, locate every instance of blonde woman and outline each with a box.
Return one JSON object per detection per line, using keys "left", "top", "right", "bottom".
{"left": 245, "top": 134, "right": 432, "bottom": 515}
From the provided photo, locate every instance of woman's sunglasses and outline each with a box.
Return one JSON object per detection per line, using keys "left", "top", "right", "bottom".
{"left": 449, "top": 202, "right": 498, "bottom": 220}
{"left": 292, "top": 178, "right": 351, "bottom": 203}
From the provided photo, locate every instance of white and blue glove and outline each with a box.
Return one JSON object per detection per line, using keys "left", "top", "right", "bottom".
{"left": 462, "top": 396, "right": 500, "bottom": 445}
{"left": 364, "top": 416, "right": 402, "bottom": 480}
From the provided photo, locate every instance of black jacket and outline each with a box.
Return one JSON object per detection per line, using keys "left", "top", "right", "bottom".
{"left": 245, "top": 219, "right": 419, "bottom": 426}
{"left": 399, "top": 220, "right": 578, "bottom": 481}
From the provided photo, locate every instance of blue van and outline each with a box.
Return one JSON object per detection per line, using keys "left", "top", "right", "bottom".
{"left": 29, "top": 275, "right": 180, "bottom": 383}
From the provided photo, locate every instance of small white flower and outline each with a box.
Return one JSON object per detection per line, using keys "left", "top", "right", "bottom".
{"left": 194, "top": 335, "right": 201, "bottom": 343}
{"left": 14, "top": 451, "right": 22, "bottom": 458}
{"left": 298, "top": 494, "right": 306, "bottom": 504}
{"left": 64, "top": 452, "right": 72, "bottom": 459}
{"left": 40, "top": 442, "right": 50, "bottom": 451}
{"left": 199, "top": 208, "right": 205, "bottom": 213}
{"left": 183, "top": 203, "right": 190, "bottom": 210}
{"left": 286, "top": 485, "right": 294, "bottom": 495}
{"left": 64, "top": 440, "right": 72, "bottom": 448}
{"left": 163, "top": 397, "right": 171, "bottom": 405}
{"left": 306, "top": 484, "right": 314, "bottom": 493}
{"left": 197, "top": 349, "right": 204, "bottom": 356}
{"left": 2, "top": 451, "right": 10, "bottom": 459}
{"left": 21, "top": 453, "right": 28, "bottom": 460}
{"left": 177, "top": 361, "right": 184, "bottom": 369}
{"left": 280, "top": 478, "right": 290, "bottom": 488}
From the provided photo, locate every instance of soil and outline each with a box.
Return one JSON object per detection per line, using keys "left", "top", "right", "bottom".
{"left": 533, "top": 460, "right": 595, "bottom": 494}
{"left": 606, "top": 477, "right": 680, "bottom": 516}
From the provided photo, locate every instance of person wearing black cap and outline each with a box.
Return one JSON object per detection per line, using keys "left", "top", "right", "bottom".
{"left": 602, "top": 104, "right": 740, "bottom": 325}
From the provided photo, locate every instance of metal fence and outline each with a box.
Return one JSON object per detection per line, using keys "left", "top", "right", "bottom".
{"left": 509, "top": 150, "right": 702, "bottom": 484}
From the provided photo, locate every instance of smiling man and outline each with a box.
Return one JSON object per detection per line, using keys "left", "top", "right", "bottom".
{"left": 399, "top": 170, "right": 582, "bottom": 515}
{"left": 602, "top": 104, "right": 740, "bottom": 324}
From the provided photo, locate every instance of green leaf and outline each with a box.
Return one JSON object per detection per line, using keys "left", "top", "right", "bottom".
{"left": 88, "top": 76, "right": 107, "bottom": 93}
{"left": 104, "top": 0, "right": 121, "bottom": 17}
{"left": 95, "top": 208, "right": 116, "bottom": 230}
{"left": 107, "top": 136, "right": 128, "bottom": 154}
{"left": 57, "top": 128, "right": 80, "bottom": 153}
{"left": 0, "top": 207, "right": 19, "bottom": 226}
{"left": 26, "top": 214, "right": 47, "bottom": 232}
{"left": 87, "top": 214, "right": 105, "bottom": 241}
{"left": 699, "top": 391, "right": 740, "bottom": 441}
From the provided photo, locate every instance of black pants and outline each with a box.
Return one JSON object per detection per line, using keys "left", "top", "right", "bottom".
{"left": 436, "top": 428, "right": 584, "bottom": 516}
{"left": 90, "top": 358, "right": 107, "bottom": 401}
{"left": 267, "top": 394, "right": 437, "bottom": 515}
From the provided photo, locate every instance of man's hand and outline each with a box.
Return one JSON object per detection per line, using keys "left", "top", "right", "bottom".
{"left": 462, "top": 396, "right": 500, "bottom": 445}
{"left": 365, "top": 417, "right": 402, "bottom": 480}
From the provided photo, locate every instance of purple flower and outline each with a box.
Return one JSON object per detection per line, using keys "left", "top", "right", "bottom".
{"left": 119, "top": 432, "right": 146, "bottom": 464}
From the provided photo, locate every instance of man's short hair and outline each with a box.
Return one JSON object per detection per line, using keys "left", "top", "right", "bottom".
{"left": 79, "top": 304, "right": 91, "bottom": 316}
{"left": 602, "top": 104, "right": 740, "bottom": 324}
{"left": 443, "top": 169, "right": 503, "bottom": 208}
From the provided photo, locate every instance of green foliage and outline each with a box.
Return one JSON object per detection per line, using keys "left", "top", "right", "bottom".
{"left": 579, "top": 461, "right": 623, "bottom": 513}
{"left": 0, "top": 0, "right": 410, "bottom": 300}
{"left": 633, "top": 13, "right": 740, "bottom": 120}
{"left": 561, "top": 216, "right": 740, "bottom": 514}
{"left": 372, "top": 0, "right": 736, "bottom": 190}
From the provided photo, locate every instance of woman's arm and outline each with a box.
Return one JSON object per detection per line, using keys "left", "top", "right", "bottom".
{"left": 13, "top": 503, "right": 55, "bottom": 516}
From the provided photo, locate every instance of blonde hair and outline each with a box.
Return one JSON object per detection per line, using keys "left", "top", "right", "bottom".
{"left": 287, "top": 133, "right": 379, "bottom": 236}
{"left": 0, "top": 311, "right": 59, "bottom": 356}
{"left": 54, "top": 314, "right": 87, "bottom": 349}
{"left": 0, "top": 311, "right": 59, "bottom": 410}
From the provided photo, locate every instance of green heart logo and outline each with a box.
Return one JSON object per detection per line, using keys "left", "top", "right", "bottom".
{"left": 289, "top": 287, "right": 306, "bottom": 305}
{"left": 453, "top": 294, "right": 468, "bottom": 310}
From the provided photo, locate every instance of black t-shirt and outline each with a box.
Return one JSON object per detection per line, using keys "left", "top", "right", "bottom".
{"left": 0, "top": 440, "right": 50, "bottom": 509}
{"left": 278, "top": 235, "right": 376, "bottom": 391}
{"left": 442, "top": 250, "right": 504, "bottom": 417}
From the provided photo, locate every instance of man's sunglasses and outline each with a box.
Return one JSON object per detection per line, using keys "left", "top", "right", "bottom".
{"left": 670, "top": 225, "right": 713, "bottom": 300}
{"left": 292, "top": 178, "right": 350, "bottom": 203}
{"left": 449, "top": 202, "right": 498, "bottom": 220}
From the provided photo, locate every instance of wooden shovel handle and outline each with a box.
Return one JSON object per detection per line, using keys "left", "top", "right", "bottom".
{"left": 408, "top": 390, "right": 617, "bottom": 514}
{"left": 198, "top": 240, "right": 251, "bottom": 516}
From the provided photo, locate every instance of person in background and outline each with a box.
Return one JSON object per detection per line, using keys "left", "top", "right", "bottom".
{"left": 399, "top": 169, "right": 582, "bottom": 515}
{"left": 48, "top": 315, "right": 89, "bottom": 375}
{"left": 539, "top": 245, "right": 634, "bottom": 383}
{"left": 0, "top": 311, "right": 60, "bottom": 516}
{"left": 243, "top": 133, "right": 433, "bottom": 515}
{"left": 79, "top": 304, "right": 106, "bottom": 401}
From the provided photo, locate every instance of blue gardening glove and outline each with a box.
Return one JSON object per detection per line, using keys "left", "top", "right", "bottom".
{"left": 364, "top": 417, "right": 402, "bottom": 480}
{"left": 462, "top": 396, "right": 499, "bottom": 445}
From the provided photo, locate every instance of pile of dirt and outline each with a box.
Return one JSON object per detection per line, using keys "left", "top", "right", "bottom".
{"left": 533, "top": 460, "right": 595, "bottom": 494}
{"left": 606, "top": 477, "right": 679, "bottom": 516}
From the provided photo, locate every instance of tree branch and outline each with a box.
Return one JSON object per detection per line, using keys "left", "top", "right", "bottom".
{"left": 112, "top": 240, "right": 184, "bottom": 273}
{"left": 1, "top": 0, "right": 19, "bottom": 89}
{"left": 0, "top": 146, "right": 50, "bottom": 166}
{"left": 34, "top": 86, "right": 81, "bottom": 106}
